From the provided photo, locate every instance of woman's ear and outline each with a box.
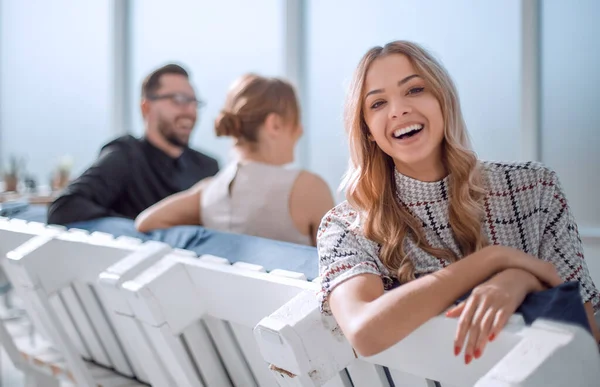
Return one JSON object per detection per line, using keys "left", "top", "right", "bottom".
{"left": 263, "top": 113, "right": 283, "bottom": 137}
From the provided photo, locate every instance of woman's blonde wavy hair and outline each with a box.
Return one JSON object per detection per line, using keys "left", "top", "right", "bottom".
{"left": 342, "top": 40, "right": 488, "bottom": 284}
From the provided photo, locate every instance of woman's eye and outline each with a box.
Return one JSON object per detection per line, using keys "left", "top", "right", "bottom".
{"left": 370, "top": 101, "right": 385, "bottom": 109}
{"left": 408, "top": 87, "right": 424, "bottom": 95}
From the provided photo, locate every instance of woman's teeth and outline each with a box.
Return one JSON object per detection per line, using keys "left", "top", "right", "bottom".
{"left": 393, "top": 124, "right": 424, "bottom": 139}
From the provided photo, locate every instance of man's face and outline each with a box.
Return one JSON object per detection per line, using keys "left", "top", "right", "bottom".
{"left": 146, "top": 74, "right": 199, "bottom": 148}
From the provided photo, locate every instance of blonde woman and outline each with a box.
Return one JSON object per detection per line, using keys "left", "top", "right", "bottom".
{"left": 318, "top": 40, "right": 600, "bottom": 364}
{"left": 136, "top": 74, "right": 334, "bottom": 246}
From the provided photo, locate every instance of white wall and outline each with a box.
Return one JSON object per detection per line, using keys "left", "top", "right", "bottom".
{"left": 541, "top": 0, "right": 600, "bottom": 229}
{"left": 0, "top": 0, "right": 112, "bottom": 183}
{"left": 128, "top": 0, "right": 285, "bottom": 167}
{"left": 305, "top": 0, "right": 523, "bottom": 199}
{"left": 541, "top": 0, "right": 600, "bottom": 283}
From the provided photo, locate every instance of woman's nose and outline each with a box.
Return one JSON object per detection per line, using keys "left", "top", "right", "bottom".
{"left": 389, "top": 100, "right": 412, "bottom": 119}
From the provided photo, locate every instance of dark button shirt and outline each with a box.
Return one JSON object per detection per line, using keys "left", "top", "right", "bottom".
{"left": 47, "top": 135, "right": 219, "bottom": 225}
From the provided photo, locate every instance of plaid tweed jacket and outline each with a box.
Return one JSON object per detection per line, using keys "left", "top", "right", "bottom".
{"left": 317, "top": 161, "right": 600, "bottom": 315}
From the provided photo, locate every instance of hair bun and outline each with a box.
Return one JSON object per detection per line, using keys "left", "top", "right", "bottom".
{"left": 215, "top": 111, "right": 243, "bottom": 138}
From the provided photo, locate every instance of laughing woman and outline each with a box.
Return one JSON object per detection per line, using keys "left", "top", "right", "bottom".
{"left": 317, "top": 40, "right": 600, "bottom": 364}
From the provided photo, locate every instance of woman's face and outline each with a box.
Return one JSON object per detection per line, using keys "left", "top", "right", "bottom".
{"left": 362, "top": 54, "right": 445, "bottom": 178}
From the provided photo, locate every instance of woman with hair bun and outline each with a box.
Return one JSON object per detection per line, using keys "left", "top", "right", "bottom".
{"left": 136, "top": 73, "right": 334, "bottom": 246}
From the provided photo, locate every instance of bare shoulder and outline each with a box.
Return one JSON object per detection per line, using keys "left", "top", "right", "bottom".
{"left": 190, "top": 176, "right": 214, "bottom": 194}
{"left": 292, "top": 171, "right": 334, "bottom": 206}
{"left": 295, "top": 170, "right": 330, "bottom": 191}
{"left": 289, "top": 170, "right": 335, "bottom": 235}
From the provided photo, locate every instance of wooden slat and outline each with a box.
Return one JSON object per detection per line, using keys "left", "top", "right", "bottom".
{"left": 59, "top": 286, "right": 111, "bottom": 366}
{"left": 196, "top": 255, "right": 255, "bottom": 386}
{"left": 72, "top": 281, "right": 133, "bottom": 376}
{"left": 203, "top": 317, "right": 256, "bottom": 387}
{"left": 230, "top": 322, "right": 277, "bottom": 387}
{"left": 181, "top": 320, "right": 232, "bottom": 387}
{"left": 323, "top": 371, "right": 353, "bottom": 387}
{"left": 94, "top": 286, "right": 149, "bottom": 383}
{"left": 387, "top": 368, "right": 432, "bottom": 387}
{"left": 345, "top": 360, "right": 389, "bottom": 387}
{"left": 109, "top": 311, "right": 166, "bottom": 386}
{"left": 49, "top": 294, "right": 90, "bottom": 359}
{"left": 139, "top": 322, "right": 201, "bottom": 387}
{"left": 26, "top": 286, "right": 97, "bottom": 385}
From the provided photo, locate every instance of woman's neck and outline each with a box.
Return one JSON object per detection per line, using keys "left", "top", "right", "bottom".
{"left": 394, "top": 157, "right": 447, "bottom": 182}
{"left": 235, "top": 145, "right": 292, "bottom": 166}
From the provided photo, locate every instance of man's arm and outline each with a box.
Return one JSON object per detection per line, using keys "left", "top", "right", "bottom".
{"left": 47, "top": 146, "right": 131, "bottom": 225}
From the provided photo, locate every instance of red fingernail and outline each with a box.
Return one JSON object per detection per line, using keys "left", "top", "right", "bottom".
{"left": 465, "top": 354, "right": 472, "bottom": 365}
{"left": 454, "top": 346, "right": 461, "bottom": 356}
{"left": 474, "top": 349, "right": 481, "bottom": 359}
{"left": 489, "top": 333, "right": 495, "bottom": 342}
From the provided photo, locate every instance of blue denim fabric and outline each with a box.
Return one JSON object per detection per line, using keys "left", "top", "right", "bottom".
{"left": 66, "top": 217, "right": 320, "bottom": 280}
{"left": 518, "top": 281, "right": 591, "bottom": 332}
{"left": 454, "top": 281, "right": 591, "bottom": 334}
{"left": 10, "top": 206, "right": 320, "bottom": 279}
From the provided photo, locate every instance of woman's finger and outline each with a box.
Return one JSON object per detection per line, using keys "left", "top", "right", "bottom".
{"left": 445, "top": 302, "right": 465, "bottom": 318}
{"left": 453, "top": 296, "right": 477, "bottom": 357}
{"left": 474, "top": 306, "right": 496, "bottom": 359}
{"left": 463, "top": 301, "right": 488, "bottom": 364}
{"left": 489, "top": 307, "right": 511, "bottom": 342}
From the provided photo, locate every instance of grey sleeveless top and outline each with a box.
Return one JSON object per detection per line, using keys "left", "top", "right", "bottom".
{"left": 201, "top": 161, "right": 312, "bottom": 246}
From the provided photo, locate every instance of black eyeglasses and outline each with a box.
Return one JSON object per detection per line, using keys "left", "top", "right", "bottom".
{"left": 147, "top": 93, "right": 206, "bottom": 109}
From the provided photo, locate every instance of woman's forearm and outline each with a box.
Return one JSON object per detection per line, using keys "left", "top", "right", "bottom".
{"left": 352, "top": 246, "right": 507, "bottom": 356}
{"left": 505, "top": 268, "right": 546, "bottom": 293}
{"left": 135, "top": 209, "right": 172, "bottom": 232}
{"left": 135, "top": 211, "right": 172, "bottom": 232}
{"left": 135, "top": 190, "right": 201, "bottom": 232}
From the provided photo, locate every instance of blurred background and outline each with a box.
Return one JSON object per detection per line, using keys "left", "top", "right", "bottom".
{"left": 0, "top": 0, "right": 598, "bottom": 255}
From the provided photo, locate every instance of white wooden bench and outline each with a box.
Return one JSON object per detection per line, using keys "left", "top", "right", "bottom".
{"left": 2, "top": 217, "right": 598, "bottom": 386}
{"left": 1, "top": 222, "right": 172, "bottom": 386}
{"left": 254, "top": 283, "right": 600, "bottom": 386}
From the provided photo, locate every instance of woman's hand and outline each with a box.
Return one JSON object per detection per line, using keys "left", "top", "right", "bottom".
{"left": 445, "top": 268, "right": 543, "bottom": 364}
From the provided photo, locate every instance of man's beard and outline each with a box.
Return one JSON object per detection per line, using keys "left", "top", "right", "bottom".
{"left": 157, "top": 117, "right": 191, "bottom": 148}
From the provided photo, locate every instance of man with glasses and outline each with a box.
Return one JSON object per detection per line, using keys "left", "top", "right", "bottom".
{"left": 47, "top": 64, "right": 219, "bottom": 225}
